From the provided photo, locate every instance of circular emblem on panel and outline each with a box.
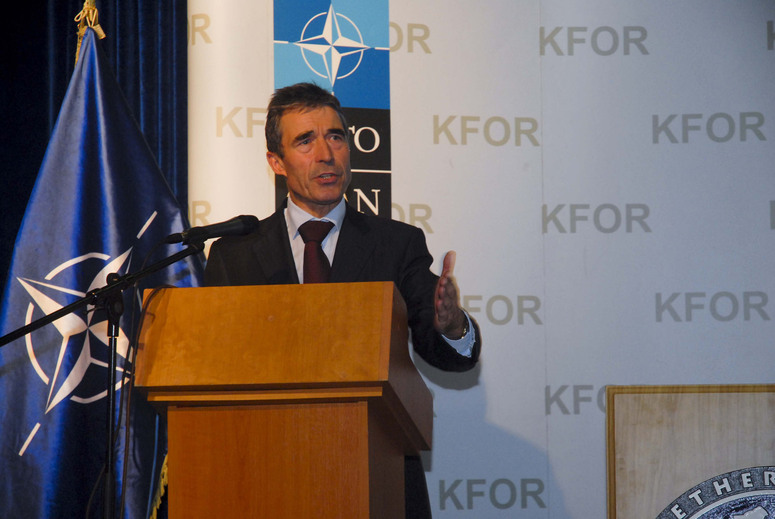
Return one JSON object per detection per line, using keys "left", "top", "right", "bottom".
{"left": 658, "top": 467, "right": 775, "bottom": 519}
{"left": 295, "top": 5, "right": 370, "bottom": 87}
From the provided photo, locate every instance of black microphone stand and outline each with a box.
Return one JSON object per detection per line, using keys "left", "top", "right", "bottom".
{"left": 0, "top": 241, "right": 205, "bottom": 519}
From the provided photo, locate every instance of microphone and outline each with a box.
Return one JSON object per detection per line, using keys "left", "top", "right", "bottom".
{"left": 165, "top": 215, "right": 259, "bottom": 244}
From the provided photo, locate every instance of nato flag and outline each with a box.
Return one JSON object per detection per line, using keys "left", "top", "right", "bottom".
{"left": 0, "top": 28, "right": 203, "bottom": 518}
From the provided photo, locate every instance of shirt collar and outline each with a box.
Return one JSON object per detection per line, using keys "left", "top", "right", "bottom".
{"left": 286, "top": 197, "right": 346, "bottom": 239}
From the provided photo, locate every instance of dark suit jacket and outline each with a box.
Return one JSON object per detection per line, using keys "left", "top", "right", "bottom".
{"left": 204, "top": 203, "right": 481, "bottom": 371}
{"left": 203, "top": 202, "right": 482, "bottom": 518}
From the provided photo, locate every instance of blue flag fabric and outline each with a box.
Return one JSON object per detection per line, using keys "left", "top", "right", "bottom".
{"left": 0, "top": 29, "right": 203, "bottom": 518}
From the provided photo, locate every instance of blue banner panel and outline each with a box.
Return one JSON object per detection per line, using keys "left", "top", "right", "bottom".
{"left": 274, "top": 0, "right": 390, "bottom": 109}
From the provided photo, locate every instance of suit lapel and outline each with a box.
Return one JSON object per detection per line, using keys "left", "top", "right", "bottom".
{"left": 254, "top": 207, "right": 299, "bottom": 284}
{"left": 330, "top": 205, "right": 376, "bottom": 283}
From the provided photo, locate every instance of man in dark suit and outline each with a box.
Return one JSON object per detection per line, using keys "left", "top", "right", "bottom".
{"left": 204, "top": 82, "right": 481, "bottom": 518}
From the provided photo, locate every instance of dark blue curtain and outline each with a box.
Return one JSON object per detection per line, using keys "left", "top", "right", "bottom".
{"left": 0, "top": 0, "right": 188, "bottom": 295}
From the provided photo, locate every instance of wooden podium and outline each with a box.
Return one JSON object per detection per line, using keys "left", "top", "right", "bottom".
{"left": 606, "top": 384, "right": 775, "bottom": 518}
{"left": 135, "top": 282, "right": 432, "bottom": 519}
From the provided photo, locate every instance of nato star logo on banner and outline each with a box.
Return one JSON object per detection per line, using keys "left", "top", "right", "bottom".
{"left": 274, "top": 0, "right": 389, "bottom": 109}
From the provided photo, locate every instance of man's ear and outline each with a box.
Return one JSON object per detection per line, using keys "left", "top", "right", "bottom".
{"left": 266, "top": 151, "right": 286, "bottom": 177}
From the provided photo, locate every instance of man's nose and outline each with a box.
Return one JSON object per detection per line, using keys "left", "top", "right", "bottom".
{"left": 314, "top": 138, "right": 334, "bottom": 163}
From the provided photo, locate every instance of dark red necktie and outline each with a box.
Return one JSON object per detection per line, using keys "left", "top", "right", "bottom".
{"left": 298, "top": 220, "right": 334, "bottom": 283}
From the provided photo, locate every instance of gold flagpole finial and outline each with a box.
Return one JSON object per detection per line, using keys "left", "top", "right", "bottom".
{"left": 74, "top": 0, "right": 106, "bottom": 65}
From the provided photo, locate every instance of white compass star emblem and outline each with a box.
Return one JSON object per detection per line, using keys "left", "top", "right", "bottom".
{"left": 20, "top": 248, "right": 133, "bottom": 414}
{"left": 13, "top": 213, "right": 164, "bottom": 456}
{"left": 295, "top": 4, "right": 371, "bottom": 86}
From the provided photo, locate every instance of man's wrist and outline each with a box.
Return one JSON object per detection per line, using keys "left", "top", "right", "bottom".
{"left": 442, "top": 311, "right": 468, "bottom": 340}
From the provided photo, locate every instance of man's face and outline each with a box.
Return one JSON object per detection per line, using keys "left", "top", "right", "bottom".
{"left": 267, "top": 106, "right": 351, "bottom": 218}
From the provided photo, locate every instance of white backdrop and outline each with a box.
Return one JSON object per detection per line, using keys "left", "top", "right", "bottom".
{"left": 187, "top": 1, "right": 775, "bottom": 516}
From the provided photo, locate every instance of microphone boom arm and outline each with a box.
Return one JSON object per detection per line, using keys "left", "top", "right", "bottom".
{"left": 0, "top": 241, "right": 205, "bottom": 348}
